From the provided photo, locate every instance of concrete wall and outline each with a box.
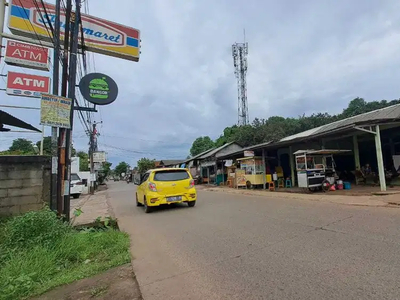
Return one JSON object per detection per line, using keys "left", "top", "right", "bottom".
{"left": 0, "top": 156, "right": 51, "bottom": 216}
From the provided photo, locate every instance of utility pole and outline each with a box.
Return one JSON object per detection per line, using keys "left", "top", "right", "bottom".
{"left": 89, "top": 122, "right": 98, "bottom": 194}
{"left": 51, "top": 0, "right": 61, "bottom": 211}
{"left": 56, "top": 0, "right": 71, "bottom": 216}
{"left": 63, "top": 0, "right": 81, "bottom": 221}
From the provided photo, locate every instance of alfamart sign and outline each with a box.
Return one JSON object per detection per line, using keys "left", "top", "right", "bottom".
{"left": 8, "top": 0, "right": 140, "bottom": 62}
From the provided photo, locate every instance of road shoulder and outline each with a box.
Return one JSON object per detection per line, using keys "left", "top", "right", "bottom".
{"left": 201, "top": 186, "right": 400, "bottom": 208}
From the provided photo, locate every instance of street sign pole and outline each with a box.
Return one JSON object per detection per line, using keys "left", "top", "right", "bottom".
{"left": 0, "top": 0, "right": 5, "bottom": 55}
{"left": 50, "top": 0, "right": 61, "bottom": 211}
{"left": 57, "top": 0, "right": 72, "bottom": 216}
{"left": 63, "top": 0, "right": 80, "bottom": 221}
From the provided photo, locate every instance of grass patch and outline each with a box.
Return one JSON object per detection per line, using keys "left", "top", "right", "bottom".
{"left": 0, "top": 209, "right": 131, "bottom": 300}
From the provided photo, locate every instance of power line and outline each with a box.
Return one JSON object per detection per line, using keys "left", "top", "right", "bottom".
{"left": 98, "top": 143, "right": 188, "bottom": 157}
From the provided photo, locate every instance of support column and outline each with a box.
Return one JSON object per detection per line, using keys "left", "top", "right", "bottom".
{"left": 375, "top": 125, "right": 386, "bottom": 192}
{"left": 221, "top": 161, "right": 224, "bottom": 186}
{"left": 262, "top": 148, "right": 266, "bottom": 189}
{"left": 353, "top": 135, "right": 360, "bottom": 170}
{"left": 289, "top": 146, "right": 295, "bottom": 187}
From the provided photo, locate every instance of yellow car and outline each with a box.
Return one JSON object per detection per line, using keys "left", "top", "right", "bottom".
{"left": 135, "top": 168, "right": 197, "bottom": 213}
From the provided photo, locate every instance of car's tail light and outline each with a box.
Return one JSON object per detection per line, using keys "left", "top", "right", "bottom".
{"left": 75, "top": 181, "right": 83, "bottom": 185}
{"left": 189, "top": 179, "right": 195, "bottom": 187}
{"left": 148, "top": 182, "right": 157, "bottom": 192}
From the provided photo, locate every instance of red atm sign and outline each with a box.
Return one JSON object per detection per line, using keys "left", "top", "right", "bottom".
{"left": 5, "top": 40, "right": 50, "bottom": 71}
{"left": 7, "top": 71, "right": 51, "bottom": 98}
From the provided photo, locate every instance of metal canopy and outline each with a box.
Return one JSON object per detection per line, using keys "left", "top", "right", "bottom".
{"left": 294, "top": 149, "right": 352, "bottom": 156}
{"left": 0, "top": 110, "right": 41, "bottom": 132}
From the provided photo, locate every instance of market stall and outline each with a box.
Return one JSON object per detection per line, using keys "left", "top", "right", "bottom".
{"left": 236, "top": 156, "right": 271, "bottom": 188}
{"left": 294, "top": 149, "right": 350, "bottom": 191}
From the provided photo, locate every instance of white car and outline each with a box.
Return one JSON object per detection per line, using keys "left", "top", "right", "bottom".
{"left": 70, "top": 173, "right": 83, "bottom": 199}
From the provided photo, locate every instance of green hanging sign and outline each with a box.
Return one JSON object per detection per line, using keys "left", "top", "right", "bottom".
{"left": 79, "top": 73, "right": 118, "bottom": 105}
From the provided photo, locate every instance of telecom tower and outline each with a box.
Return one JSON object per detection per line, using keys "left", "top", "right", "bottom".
{"left": 232, "top": 37, "right": 249, "bottom": 126}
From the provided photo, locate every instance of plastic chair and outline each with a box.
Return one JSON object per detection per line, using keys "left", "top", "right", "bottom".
{"left": 268, "top": 181, "right": 275, "bottom": 191}
{"left": 285, "top": 178, "right": 292, "bottom": 188}
{"left": 278, "top": 178, "right": 284, "bottom": 188}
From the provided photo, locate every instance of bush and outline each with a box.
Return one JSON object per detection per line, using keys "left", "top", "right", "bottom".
{"left": 0, "top": 209, "right": 131, "bottom": 299}
{"left": 0, "top": 208, "right": 71, "bottom": 250}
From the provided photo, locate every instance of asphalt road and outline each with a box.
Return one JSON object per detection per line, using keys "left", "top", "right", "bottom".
{"left": 108, "top": 182, "right": 400, "bottom": 300}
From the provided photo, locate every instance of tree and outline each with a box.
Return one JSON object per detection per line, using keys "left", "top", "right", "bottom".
{"left": 9, "top": 138, "right": 35, "bottom": 154}
{"left": 76, "top": 151, "right": 89, "bottom": 171}
{"left": 98, "top": 162, "right": 112, "bottom": 184}
{"left": 114, "top": 161, "right": 130, "bottom": 177}
{"left": 190, "top": 136, "right": 215, "bottom": 156}
{"left": 137, "top": 158, "right": 156, "bottom": 174}
{"left": 103, "top": 162, "right": 112, "bottom": 176}
{"left": 187, "top": 97, "right": 400, "bottom": 152}
{"left": 34, "top": 136, "right": 76, "bottom": 156}
{"left": 36, "top": 136, "right": 52, "bottom": 156}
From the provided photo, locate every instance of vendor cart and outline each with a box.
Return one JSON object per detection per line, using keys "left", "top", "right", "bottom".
{"left": 294, "top": 149, "right": 350, "bottom": 191}
{"left": 236, "top": 156, "right": 269, "bottom": 188}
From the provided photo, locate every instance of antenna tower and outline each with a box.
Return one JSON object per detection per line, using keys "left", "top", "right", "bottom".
{"left": 232, "top": 30, "right": 249, "bottom": 126}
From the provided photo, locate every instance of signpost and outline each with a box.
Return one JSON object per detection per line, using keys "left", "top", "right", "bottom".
{"left": 6, "top": 71, "right": 51, "bottom": 97}
{"left": 93, "top": 151, "right": 106, "bottom": 163}
{"left": 244, "top": 150, "right": 255, "bottom": 157}
{"left": 5, "top": 40, "right": 50, "bottom": 71}
{"left": 8, "top": 0, "right": 141, "bottom": 61}
{"left": 93, "top": 162, "right": 102, "bottom": 171}
{"left": 79, "top": 73, "right": 118, "bottom": 105}
{"left": 40, "top": 93, "right": 72, "bottom": 129}
{"left": 0, "top": 0, "right": 141, "bottom": 218}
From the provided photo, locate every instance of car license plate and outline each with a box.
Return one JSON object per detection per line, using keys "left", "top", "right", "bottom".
{"left": 167, "top": 196, "right": 182, "bottom": 202}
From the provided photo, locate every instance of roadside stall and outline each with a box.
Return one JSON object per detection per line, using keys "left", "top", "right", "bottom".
{"left": 236, "top": 156, "right": 271, "bottom": 188}
{"left": 294, "top": 149, "right": 350, "bottom": 191}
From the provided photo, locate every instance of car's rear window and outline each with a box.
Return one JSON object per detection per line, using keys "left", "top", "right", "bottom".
{"left": 71, "top": 174, "right": 80, "bottom": 181}
{"left": 153, "top": 170, "right": 190, "bottom": 181}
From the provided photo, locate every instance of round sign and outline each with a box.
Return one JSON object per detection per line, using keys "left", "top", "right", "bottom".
{"left": 78, "top": 73, "right": 118, "bottom": 105}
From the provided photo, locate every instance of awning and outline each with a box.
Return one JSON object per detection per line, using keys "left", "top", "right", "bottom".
{"left": 294, "top": 149, "right": 352, "bottom": 156}
{"left": 0, "top": 110, "right": 41, "bottom": 132}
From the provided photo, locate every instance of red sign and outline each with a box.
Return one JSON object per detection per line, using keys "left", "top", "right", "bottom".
{"left": 7, "top": 71, "right": 51, "bottom": 98}
{"left": 5, "top": 40, "right": 50, "bottom": 71}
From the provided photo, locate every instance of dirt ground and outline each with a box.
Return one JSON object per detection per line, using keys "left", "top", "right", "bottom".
{"left": 32, "top": 264, "right": 142, "bottom": 300}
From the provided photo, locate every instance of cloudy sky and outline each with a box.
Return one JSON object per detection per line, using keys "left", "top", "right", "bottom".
{"left": 2, "top": 0, "right": 400, "bottom": 167}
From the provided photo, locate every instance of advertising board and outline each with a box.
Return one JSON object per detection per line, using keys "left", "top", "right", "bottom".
{"left": 7, "top": 71, "right": 51, "bottom": 98}
{"left": 40, "top": 93, "right": 72, "bottom": 128}
{"left": 79, "top": 73, "right": 118, "bottom": 105}
{"left": 5, "top": 40, "right": 50, "bottom": 71}
{"left": 244, "top": 150, "right": 255, "bottom": 157}
{"left": 9, "top": 0, "right": 141, "bottom": 61}
{"left": 93, "top": 151, "right": 106, "bottom": 163}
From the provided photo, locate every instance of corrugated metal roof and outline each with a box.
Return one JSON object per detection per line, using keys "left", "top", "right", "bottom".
{"left": 282, "top": 104, "right": 400, "bottom": 142}
{"left": 198, "top": 142, "right": 240, "bottom": 159}
{"left": 185, "top": 147, "right": 216, "bottom": 162}
{"left": 215, "top": 141, "right": 273, "bottom": 159}
{"left": 216, "top": 104, "right": 400, "bottom": 159}
{"left": 160, "top": 159, "right": 185, "bottom": 166}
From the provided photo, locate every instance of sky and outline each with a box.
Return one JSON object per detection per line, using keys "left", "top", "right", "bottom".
{"left": 2, "top": 0, "right": 400, "bottom": 167}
